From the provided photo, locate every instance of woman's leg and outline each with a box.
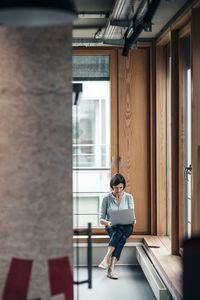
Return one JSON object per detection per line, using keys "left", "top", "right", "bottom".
{"left": 104, "top": 246, "right": 115, "bottom": 263}
{"left": 107, "top": 225, "right": 134, "bottom": 278}
{"left": 112, "top": 224, "right": 133, "bottom": 260}
{"left": 98, "top": 226, "right": 122, "bottom": 269}
{"left": 107, "top": 256, "right": 118, "bottom": 279}
{"left": 111, "top": 234, "right": 126, "bottom": 261}
{"left": 107, "top": 226, "right": 123, "bottom": 247}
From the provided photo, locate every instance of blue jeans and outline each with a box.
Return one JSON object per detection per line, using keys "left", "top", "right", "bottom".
{"left": 105, "top": 224, "right": 133, "bottom": 260}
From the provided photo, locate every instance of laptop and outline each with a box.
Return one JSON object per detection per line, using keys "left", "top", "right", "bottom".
{"left": 109, "top": 208, "right": 135, "bottom": 226}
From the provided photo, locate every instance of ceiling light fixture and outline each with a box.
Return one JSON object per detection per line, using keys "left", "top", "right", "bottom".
{"left": 0, "top": 0, "right": 76, "bottom": 27}
{"left": 77, "top": 13, "right": 107, "bottom": 19}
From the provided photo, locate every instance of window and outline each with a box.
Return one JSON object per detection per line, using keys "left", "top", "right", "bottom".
{"left": 72, "top": 55, "right": 111, "bottom": 228}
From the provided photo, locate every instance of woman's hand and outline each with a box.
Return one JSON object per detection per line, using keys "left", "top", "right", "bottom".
{"left": 107, "top": 221, "right": 112, "bottom": 228}
{"left": 100, "top": 219, "right": 112, "bottom": 228}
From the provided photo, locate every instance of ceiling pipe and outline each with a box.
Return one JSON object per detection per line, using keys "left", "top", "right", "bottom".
{"left": 0, "top": 0, "right": 76, "bottom": 26}
{"left": 122, "top": 0, "right": 161, "bottom": 56}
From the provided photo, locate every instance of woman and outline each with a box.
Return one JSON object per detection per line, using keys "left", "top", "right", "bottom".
{"left": 98, "top": 173, "right": 136, "bottom": 279}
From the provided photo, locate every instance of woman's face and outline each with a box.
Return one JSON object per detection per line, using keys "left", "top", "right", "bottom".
{"left": 112, "top": 183, "right": 124, "bottom": 196}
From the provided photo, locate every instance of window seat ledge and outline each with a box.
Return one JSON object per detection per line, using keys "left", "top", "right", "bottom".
{"left": 143, "top": 236, "right": 182, "bottom": 300}
{"left": 73, "top": 234, "right": 146, "bottom": 243}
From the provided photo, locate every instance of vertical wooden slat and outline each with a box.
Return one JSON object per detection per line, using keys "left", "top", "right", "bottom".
{"left": 156, "top": 46, "right": 167, "bottom": 235}
{"left": 118, "top": 48, "right": 150, "bottom": 234}
{"left": 110, "top": 49, "right": 118, "bottom": 176}
{"left": 191, "top": 8, "right": 200, "bottom": 235}
{"left": 150, "top": 42, "right": 157, "bottom": 235}
{"left": 171, "top": 30, "right": 179, "bottom": 254}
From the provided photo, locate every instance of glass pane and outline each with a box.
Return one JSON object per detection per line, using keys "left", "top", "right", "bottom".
{"left": 187, "top": 222, "right": 191, "bottom": 239}
{"left": 73, "top": 55, "right": 111, "bottom": 228}
{"left": 186, "top": 68, "right": 192, "bottom": 238}
{"left": 73, "top": 81, "right": 110, "bottom": 169}
{"left": 73, "top": 214, "right": 100, "bottom": 228}
{"left": 73, "top": 170, "right": 110, "bottom": 193}
{"left": 181, "top": 36, "right": 191, "bottom": 239}
{"left": 73, "top": 196, "right": 99, "bottom": 214}
{"left": 73, "top": 55, "right": 109, "bottom": 81}
{"left": 73, "top": 196, "right": 101, "bottom": 227}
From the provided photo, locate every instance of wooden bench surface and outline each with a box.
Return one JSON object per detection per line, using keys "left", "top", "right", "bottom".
{"left": 144, "top": 236, "right": 182, "bottom": 300}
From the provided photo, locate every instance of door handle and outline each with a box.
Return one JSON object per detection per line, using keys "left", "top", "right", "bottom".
{"left": 184, "top": 164, "right": 192, "bottom": 181}
{"left": 119, "top": 155, "right": 123, "bottom": 168}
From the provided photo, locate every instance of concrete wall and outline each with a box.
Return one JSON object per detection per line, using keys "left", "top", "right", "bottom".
{"left": 0, "top": 25, "right": 73, "bottom": 299}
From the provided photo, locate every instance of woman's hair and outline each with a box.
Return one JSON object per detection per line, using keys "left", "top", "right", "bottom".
{"left": 110, "top": 173, "right": 126, "bottom": 189}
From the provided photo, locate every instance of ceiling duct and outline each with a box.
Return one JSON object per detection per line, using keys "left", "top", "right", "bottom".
{"left": 122, "top": 0, "right": 161, "bottom": 56}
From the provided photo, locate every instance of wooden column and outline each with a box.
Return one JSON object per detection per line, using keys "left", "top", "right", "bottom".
{"left": 156, "top": 46, "right": 167, "bottom": 235}
{"left": 118, "top": 48, "right": 150, "bottom": 234}
{"left": 0, "top": 26, "right": 73, "bottom": 298}
{"left": 150, "top": 42, "right": 157, "bottom": 235}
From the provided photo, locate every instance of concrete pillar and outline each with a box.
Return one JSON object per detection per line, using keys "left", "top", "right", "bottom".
{"left": 0, "top": 26, "right": 73, "bottom": 298}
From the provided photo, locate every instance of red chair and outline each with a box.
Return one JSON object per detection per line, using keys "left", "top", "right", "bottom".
{"left": 48, "top": 257, "right": 73, "bottom": 300}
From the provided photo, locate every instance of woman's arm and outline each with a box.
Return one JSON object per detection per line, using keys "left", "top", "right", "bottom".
{"left": 129, "top": 194, "right": 136, "bottom": 224}
{"left": 100, "top": 196, "right": 112, "bottom": 228}
{"left": 100, "top": 218, "right": 112, "bottom": 228}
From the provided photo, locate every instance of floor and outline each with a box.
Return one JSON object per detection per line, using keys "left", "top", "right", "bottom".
{"left": 74, "top": 266, "right": 156, "bottom": 300}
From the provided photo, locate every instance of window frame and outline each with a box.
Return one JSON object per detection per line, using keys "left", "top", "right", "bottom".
{"left": 178, "top": 24, "right": 191, "bottom": 254}
{"left": 72, "top": 48, "right": 118, "bottom": 235}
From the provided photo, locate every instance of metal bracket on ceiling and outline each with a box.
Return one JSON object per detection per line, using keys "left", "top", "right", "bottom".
{"left": 110, "top": 19, "right": 129, "bottom": 27}
{"left": 103, "top": 38, "right": 125, "bottom": 45}
{"left": 122, "top": 0, "right": 161, "bottom": 56}
{"left": 103, "top": 38, "right": 137, "bottom": 49}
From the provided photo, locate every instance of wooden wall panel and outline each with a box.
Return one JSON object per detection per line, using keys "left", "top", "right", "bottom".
{"left": 118, "top": 48, "right": 150, "bottom": 234}
{"left": 191, "top": 8, "right": 200, "bottom": 235}
{"left": 156, "top": 46, "right": 167, "bottom": 235}
{"left": 150, "top": 43, "right": 157, "bottom": 235}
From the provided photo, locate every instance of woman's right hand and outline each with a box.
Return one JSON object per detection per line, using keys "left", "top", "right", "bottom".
{"left": 107, "top": 221, "right": 112, "bottom": 228}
